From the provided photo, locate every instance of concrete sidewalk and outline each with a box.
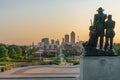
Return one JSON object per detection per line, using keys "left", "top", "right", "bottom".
{"left": 0, "top": 77, "right": 76, "bottom": 80}
{"left": 0, "top": 65, "right": 80, "bottom": 79}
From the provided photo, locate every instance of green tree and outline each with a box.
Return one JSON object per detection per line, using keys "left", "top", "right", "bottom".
{"left": 114, "top": 46, "right": 120, "bottom": 55}
{"left": 14, "top": 47, "right": 24, "bottom": 60}
{"left": 0, "top": 46, "right": 9, "bottom": 61}
{"left": 0, "top": 46, "right": 8, "bottom": 58}
{"left": 20, "top": 46, "right": 28, "bottom": 56}
{"left": 15, "top": 47, "right": 22, "bottom": 56}
{"left": 9, "top": 49, "right": 17, "bottom": 59}
{"left": 41, "top": 51, "right": 48, "bottom": 57}
{"left": 63, "top": 48, "right": 78, "bottom": 57}
{"left": 28, "top": 47, "right": 38, "bottom": 55}
{"left": 41, "top": 51, "right": 57, "bottom": 58}
{"left": 7, "top": 45, "right": 24, "bottom": 60}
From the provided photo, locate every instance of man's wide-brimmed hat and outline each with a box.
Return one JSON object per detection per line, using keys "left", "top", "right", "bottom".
{"left": 97, "top": 7, "right": 104, "bottom": 11}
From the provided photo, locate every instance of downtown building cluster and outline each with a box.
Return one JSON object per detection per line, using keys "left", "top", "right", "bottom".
{"left": 33, "top": 31, "right": 84, "bottom": 57}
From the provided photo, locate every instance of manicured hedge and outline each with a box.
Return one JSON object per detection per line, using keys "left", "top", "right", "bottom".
{"left": 66, "top": 58, "right": 80, "bottom": 65}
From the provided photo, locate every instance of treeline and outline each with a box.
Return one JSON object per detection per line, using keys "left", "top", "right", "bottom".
{"left": 63, "top": 48, "right": 81, "bottom": 57}
{"left": 0, "top": 44, "right": 38, "bottom": 61}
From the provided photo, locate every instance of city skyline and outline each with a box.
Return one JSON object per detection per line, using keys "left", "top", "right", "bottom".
{"left": 0, "top": 0, "right": 120, "bottom": 45}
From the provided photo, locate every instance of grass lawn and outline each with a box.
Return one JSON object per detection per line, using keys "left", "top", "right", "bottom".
{"left": 0, "top": 62, "right": 16, "bottom": 66}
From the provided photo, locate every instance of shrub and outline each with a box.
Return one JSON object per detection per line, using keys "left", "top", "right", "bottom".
{"left": 0, "top": 57, "right": 11, "bottom": 61}
{"left": 114, "top": 46, "right": 120, "bottom": 55}
{"left": 53, "top": 58, "right": 60, "bottom": 65}
{"left": 11, "top": 59, "right": 32, "bottom": 62}
{"left": 66, "top": 58, "right": 80, "bottom": 65}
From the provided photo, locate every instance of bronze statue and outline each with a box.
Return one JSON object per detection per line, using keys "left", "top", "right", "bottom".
{"left": 93, "top": 7, "right": 107, "bottom": 49}
{"left": 85, "top": 20, "right": 97, "bottom": 50}
{"left": 104, "top": 15, "right": 115, "bottom": 50}
{"left": 83, "top": 7, "right": 116, "bottom": 56}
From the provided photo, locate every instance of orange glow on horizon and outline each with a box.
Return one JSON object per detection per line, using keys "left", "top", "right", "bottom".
{"left": 0, "top": 0, "right": 120, "bottom": 45}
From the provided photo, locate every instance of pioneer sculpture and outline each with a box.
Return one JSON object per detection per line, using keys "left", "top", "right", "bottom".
{"left": 83, "top": 7, "right": 116, "bottom": 56}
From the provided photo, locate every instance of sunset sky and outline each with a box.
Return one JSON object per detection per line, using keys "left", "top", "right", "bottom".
{"left": 0, "top": 0, "right": 120, "bottom": 45}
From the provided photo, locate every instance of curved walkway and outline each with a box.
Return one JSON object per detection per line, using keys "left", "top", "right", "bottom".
{"left": 0, "top": 65, "right": 80, "bottom": 78}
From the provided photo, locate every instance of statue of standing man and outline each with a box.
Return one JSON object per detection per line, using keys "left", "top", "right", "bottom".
{"left": 93, "top": 7, "right": 107, "bottom": 49}
{"left": 104, "top": 15, "right": 115, "bottom": 50}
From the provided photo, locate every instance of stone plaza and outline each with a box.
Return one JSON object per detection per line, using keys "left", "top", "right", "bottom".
{"left": 0, "top": 65, "right": 79, "bottom": 80}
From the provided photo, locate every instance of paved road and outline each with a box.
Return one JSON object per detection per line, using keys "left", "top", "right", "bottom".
{"left": 0, "top": 77, "right": 76, "bottom": 80}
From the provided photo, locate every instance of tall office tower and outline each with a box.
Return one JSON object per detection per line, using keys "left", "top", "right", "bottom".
{"left": 65, "top": 34, "right": 69, "bottom": 43}
{"left": 51, "top": 39, "right": 54, "bottom": 44}
{"left": 41, "top": 38, "right": 49, "bottom": 46}
{"left": 32, "top": 42, "right": 35, "bottom": 47}
{"left": 71, "top": 31, "right": 75, "bottom": 44}
{"left": 61, "top": 38, "right": 65, "bottom": 46}
{"left": 62, "top": 38, "right": 65, "bottom": 43}
{"left": 56, "top": 39, "right": 60, "bottom": 45}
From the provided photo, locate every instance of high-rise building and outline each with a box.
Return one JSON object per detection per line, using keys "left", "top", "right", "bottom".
{"left": 62, "top": 38, "right": 64, "bottom": 43}
{"left": 51, "top": 39, "right": 54, "bottom": 44}
{"left": 56, "top": 39, "right": 60, "bottom": 45}
{"left": 41, "top": 38, "right": 49, "bottom": 46}
{"left": 32, "top": 42, "right": 35, "bottom": 48}
{"left": 38, "top": 42, "right": 44, "bottom": 50}
{"left": 65, "top": 34, "right": 69, "bottom": 43}
{"left": 71, "top": 31, "right": 75, "bottom": 44}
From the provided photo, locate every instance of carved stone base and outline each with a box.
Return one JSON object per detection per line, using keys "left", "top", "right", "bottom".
{"left": 79, "top": 56, "right": 120, "bottom": 80}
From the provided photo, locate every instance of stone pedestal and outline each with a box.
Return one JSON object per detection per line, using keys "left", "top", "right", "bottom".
{"left": 79, "top": 56, "right": 120, "bottom": 80}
